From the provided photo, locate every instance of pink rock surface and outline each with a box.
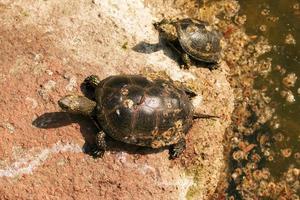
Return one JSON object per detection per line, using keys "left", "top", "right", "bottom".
{"left": 0, "top": 0, "right": 234, "bottom": 199}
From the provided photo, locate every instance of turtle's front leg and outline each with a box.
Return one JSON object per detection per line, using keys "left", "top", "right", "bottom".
{"left": 169, "top": 138, "right": 186, "bottom": 159}
{"left": 165, "top": 41, "right": 192, "bottom": 69}
{"left": 181, "top": 53, "right": 192, "bottom": 69}
{"left": 208, "top": 63, "right": 220, "bottom": 71}
{"left": 91, "top": 130, "right": 107, "bottom": 158}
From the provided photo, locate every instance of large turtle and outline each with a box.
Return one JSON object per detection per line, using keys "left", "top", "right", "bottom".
{"left": 58, "top": 75, "right": 216, "bottom": 159}
{"left": 154, "top": 18, "right": 222, "bottom": 69}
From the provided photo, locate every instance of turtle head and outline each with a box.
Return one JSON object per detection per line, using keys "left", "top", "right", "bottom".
{"left": 58, "top": 95, "right": 97, "bottom": 116}
{"left": 153, "top": 18, "right": 178, "bottom": 42}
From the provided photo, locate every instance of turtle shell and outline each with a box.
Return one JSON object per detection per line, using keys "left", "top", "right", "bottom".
{"left": 94, "top": 75, "right": 194, "bottom": 148}
{"left": 175, "top": 18, "right": 222, "bottom": 63}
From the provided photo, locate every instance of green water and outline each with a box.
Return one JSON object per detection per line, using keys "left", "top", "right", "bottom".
{"left": 237, "top": 0, "right": 300, "bottom": 176}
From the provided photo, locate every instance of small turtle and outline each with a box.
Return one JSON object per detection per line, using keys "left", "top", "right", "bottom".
{"left": 154, "top": 18, "right": 222, "bottom": 69}
{"left": 58, "top": 75, "right": 217, "bottom": 159}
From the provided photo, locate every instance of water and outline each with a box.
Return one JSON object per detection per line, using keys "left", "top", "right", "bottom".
{"left": 237, "top": 0, "right": 300, "bottom": 177}
{"left": 212, "top": 1, "right": 300, "bottom": 199}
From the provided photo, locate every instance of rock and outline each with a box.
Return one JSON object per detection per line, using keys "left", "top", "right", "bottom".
{"left": 38, "top": 80, "right": 57, "bottom": 101}
{"left": 63, "top": 73, "right": 77, "bottom": 92}
{"left": 0, "top": 0, "right": 233, "bottom": 199}
{"left": 1, "top": 122, "right": 15, "bottom": 134}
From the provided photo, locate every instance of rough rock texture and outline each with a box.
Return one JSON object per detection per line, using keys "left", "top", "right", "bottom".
{"left": 0, "top": 0, "right": 234, "bottom": 199}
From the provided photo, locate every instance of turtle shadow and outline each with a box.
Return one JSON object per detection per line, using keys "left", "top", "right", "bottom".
{"left": 132, "top": 30, "right": 217, "bottom": 70}
{"left": 132, "top": 39, "right": 180, "bottom": 64}
{"left": 32, "top": 112, "right": 165, "bottom": 157}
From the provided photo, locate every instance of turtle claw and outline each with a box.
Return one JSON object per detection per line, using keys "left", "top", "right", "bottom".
{"left": 169, "top": 139, "right": 186, "bottom": 159}
{"left": 169, "top": 149, "right": 181, "bottom": 160}
{"left": 208, "top": 63, "right": 219, "bottom": 71}
{"left": 89, "top": 145, "right": 105, "bottom": 158}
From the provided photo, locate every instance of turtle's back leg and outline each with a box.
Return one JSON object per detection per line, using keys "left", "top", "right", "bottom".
{"left": 169, "top": 138, "right": 186, "bottom": 159}
{"left": 181, "top": 53, "right": 192, "bottom": 69}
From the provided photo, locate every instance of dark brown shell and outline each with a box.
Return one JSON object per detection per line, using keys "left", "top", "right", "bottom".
{"left": 175, "top": 18, "right": 222, "bottom": 63}
{"left": 94, "top": 75, "right": 194, "bottom": 148}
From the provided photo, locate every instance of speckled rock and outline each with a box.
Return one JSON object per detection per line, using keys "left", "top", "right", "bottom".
{"left": 0, "top": 0, "right": 234, "bottom": 199}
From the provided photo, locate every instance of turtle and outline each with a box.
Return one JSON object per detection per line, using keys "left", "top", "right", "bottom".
{"left": 154, "top": 18, "right": 222, "bottom": 69}
{"left": 58, "top": 74, "right": 217, "bottom": 159}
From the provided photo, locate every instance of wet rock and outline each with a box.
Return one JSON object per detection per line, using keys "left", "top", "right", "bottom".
{"left": 285, "top": 33, "right": 296, "bottom": 45}
{"left": 280, "top": 90, "right": 296, "bottom": 103}
{"left": 274, "top": 65, "right": 287, "bottom": 75}
{"left": 282, "top": 73, "right": 297, "bottom": 88}
{"left": 259, "top": 25, "right": 267, "bottom": 32}
{"left": 281, "top": 148, "right": 292, "bottom": 158}
{"left": 234, "top": 15, "right": 247, "bottom": 25}
{"left": 261, "top": 8, "right": 270, "bottom": 16}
